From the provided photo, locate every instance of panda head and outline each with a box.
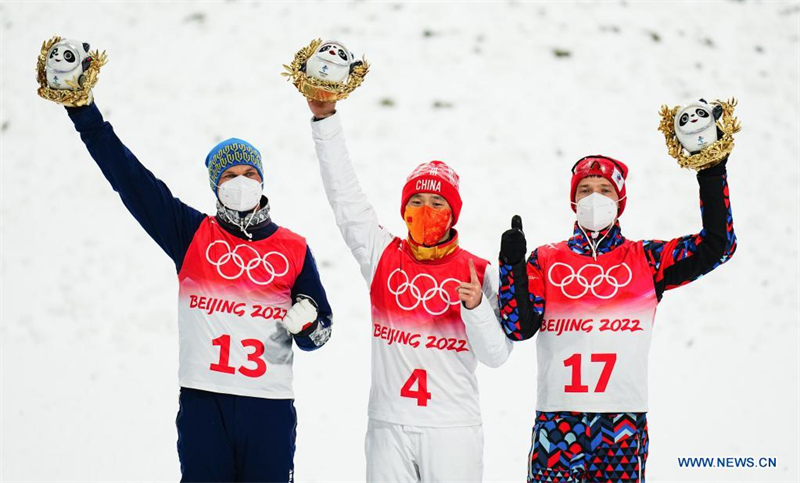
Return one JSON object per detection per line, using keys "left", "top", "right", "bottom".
{"left": 313, "top": 40, "right": 354, "bottom": 67}
{"left": 675, "top": 101, "right": 716, "bottom": 135}
{"left": 47, "top": 39, "right": 90, "bottom": 73}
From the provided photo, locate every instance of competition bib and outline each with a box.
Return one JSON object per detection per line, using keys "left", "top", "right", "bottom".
{"left": 535, "top": 240, "right": 657, "bottom": 412}
{"left": 176, "top": 217, "right": 307, "bottom": 399}
{"left": 368, "top": 238, "right": 488, "bottom": 427}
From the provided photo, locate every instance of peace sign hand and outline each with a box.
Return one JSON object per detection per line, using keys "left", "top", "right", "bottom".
{"left": 458, "top": 259, "right": 483, "bottom": 310}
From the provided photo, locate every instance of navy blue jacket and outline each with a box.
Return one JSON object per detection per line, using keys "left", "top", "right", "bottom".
{"left": 67, "top": 103, "right": 332, "bottom": 350}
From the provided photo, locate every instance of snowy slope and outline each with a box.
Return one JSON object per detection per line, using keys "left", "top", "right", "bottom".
{"left": 1, "top": 1, "right": 798, "bottom": 482}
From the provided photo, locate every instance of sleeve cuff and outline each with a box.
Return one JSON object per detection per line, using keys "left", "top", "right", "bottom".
{"left": 310, "top": 112, "right": 343, "bottom": 141}
{"left": 697, "top": 158, "right": 728, "bottom": 177}
{"left": 461, "top": 294, "right": 493, "bottom": 326}
{"left": 294, "top": 319, "right": 319, "bottom": 338}
{"left": 66, "top": 103, "right": 104, "bottom": 132}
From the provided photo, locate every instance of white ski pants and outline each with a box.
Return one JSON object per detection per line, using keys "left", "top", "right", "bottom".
{"left": 365, "top": 419, "right": 484, "bottom": 482}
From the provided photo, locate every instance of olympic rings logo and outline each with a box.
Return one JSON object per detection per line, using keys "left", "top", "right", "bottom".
{"left": 547, "top": 262, "right": 632, "bottom": 299}
{"left": 386, "top": 269, "right": 462, "bottom": 316}
{"left": 205, "top": 241, "right": 289, "bottom": 286}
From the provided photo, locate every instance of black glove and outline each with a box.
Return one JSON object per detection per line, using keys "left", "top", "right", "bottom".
{"left": 500, "top": 215, "right": 527, "bottom": 265}
{"left": 697, "top": 157, "right": 728, "bottom": 177}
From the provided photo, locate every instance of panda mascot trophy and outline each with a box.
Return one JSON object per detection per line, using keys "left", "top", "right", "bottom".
{"left": 283, "top": 39, "right": 368, "bottom": 102}
{"left": 658, "top": 98, "right": 741, "bottom": 171}
{"left": 36, "top": 35, "right": 107, "bottom": 107}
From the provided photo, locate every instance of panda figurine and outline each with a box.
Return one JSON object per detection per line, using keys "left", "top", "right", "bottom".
{"left": 304, "top": 40, "right": 358, "bottom": 84}
{"left": 674, "top": 99, "right": 724, "bottom": 154}
{"left": 45, "top": 39, "right": 92, "bottom": 90}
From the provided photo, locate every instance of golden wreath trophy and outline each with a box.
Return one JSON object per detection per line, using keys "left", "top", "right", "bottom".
{"left": 283, "top": 39, "right": 369, "bottom": 102}
{"left": 658, "top": 98, "right": 741, "bottom": 171}
{"left": 36, "top": 35, "right": 107, "bottom": 107}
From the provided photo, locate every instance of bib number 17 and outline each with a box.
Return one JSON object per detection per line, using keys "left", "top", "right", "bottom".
{"left": 401, "top": 369, "right": 432, "bottom": 407}
{"left": 563, "top": 353, "right": 616, "bottom": 393}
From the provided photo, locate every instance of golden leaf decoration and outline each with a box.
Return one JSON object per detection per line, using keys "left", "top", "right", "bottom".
{"left": 658, "top": 98, "right": 741, "bottom": 171}
{"left": 36, "top": 35, "right": 108, "bottom": 107}
{"left": 282, "top": 38, "right": 369, "bottom": 102}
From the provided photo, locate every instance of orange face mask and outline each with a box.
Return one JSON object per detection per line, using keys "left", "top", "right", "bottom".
{"left": 404, "top": 205, "right": 453, "bottom": 247}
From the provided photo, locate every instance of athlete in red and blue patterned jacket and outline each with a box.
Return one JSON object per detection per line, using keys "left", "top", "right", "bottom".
{"left": 57, "top": 100, "right": 333, "bottom": 482}
{"left": 498, "top": 145, "right": 735, "bottom": 481}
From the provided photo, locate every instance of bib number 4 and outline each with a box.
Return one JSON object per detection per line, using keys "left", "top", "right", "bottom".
{"left": 563, "top": 353, "right": 616, "bottom": 393}
{"left": 400, "top": 369, "right": 432, "bottom": 407}
{"left": 210, "top": 334, "right": 267, "bottom": 378}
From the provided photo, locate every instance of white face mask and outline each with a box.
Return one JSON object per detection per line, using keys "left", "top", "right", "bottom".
{"left": 217, "top": 175, "right": 262, "bottom": 212}
{"left": 574, "top": 192, "right": 619, "bottom": 232}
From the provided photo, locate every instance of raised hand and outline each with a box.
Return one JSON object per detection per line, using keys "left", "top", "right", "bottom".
{"left": 308, "top": 99, "right": 337, "bottom": 120}
{"left": 500, "top": 215, "right": 527, "bottom": 265}
{"left": 458, "top": 259, "right": 483, "bottom": 310}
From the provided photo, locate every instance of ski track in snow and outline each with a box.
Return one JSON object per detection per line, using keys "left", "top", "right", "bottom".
{"left": 1, "top": 2, "right": 798, "bottom": 482}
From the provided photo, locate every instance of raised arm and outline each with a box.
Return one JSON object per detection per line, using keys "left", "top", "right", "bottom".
{"left": 497, "top": 216, "right": 546, "bottom": 341}
{"left": 642, "top": 159, "right": 737, "bottom": 300}
{"left": 308, "top": 101, "right": 394, "bottom": 285}
{"left": 66, "top": 104, "right": 204, "bottom": 271}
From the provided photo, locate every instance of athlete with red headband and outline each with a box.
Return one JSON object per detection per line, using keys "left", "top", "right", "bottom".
{"left": 498, "top": 138, "right": 736, "bottom": 480}
{"left": 306, "top": 99, "right": 512, "bottom": 482}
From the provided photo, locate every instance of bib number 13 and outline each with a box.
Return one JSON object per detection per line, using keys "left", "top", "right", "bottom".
{"left": 210, "top": 334, "right": 267, "bottom": 378}
{"left": 563, "top": 353, "right": 616, "bottom": 393}
{"left": 401, "top": 369, "right": 432, "bottom": 407}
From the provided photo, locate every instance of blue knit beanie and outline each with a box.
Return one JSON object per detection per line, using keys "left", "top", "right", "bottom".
{"left": 205, "top": 138, "right": 264, "bottom": 192}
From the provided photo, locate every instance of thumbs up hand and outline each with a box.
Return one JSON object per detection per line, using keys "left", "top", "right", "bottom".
{"left": 500, "top": 215, "right": 527, "bottom": 265}
{"left": 458, "top": 259, "right": 483, "bottom": 310}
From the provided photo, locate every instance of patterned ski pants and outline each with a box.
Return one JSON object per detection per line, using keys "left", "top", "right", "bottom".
{"left": 528, "top": 411, "right": 648, "bottom": 483}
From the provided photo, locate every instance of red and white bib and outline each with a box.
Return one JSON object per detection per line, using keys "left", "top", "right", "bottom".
{"left": 535, "top": 240, "right": 657, "bottom": 412}
{"left": 177, "top": 217, "right": 307, "bottom": 399}
{"left": 369, "top": 238, "right": 489, "bottom": 427}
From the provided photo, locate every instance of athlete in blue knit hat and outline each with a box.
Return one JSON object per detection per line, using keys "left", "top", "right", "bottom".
{"left": 41, "top": 62, "right": 332, "bottom": 482}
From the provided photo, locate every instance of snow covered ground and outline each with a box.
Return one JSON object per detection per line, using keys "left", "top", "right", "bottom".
{"left": 1, "top": 1, "right": 798, "bottom": 482}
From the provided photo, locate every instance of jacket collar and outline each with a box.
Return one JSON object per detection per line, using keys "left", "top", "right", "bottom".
{"left": 215, "top": 196, "right": 273, "bottom": 240}
{"left": 406, "top": 229, "right": 460, "bottom": 262}
{"left": 567, "top": 221, "right": 625, "bottom": 256}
